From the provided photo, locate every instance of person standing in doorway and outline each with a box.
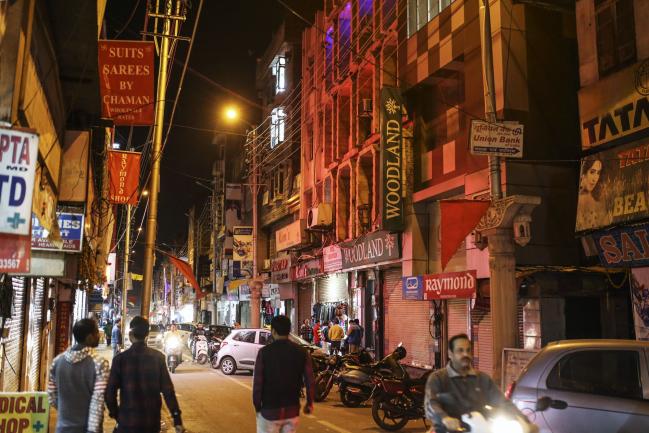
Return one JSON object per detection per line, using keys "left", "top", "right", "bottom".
{"left": 346, "top": 319, "right": 362, "bottom": 354}
{"left": 327, "top": 319, "right": 344, "bottom": 355}
{"left": 48, "top": 319, "right": 110, "bottom": 433}
{"left": 300, "top": 319, "right": 313, "bottom": 343}
{"left": 253, "top": 315, "right": 315, "bottom": 433}
{"left": 106, "top": 316, "right": 184, "bottom": 433}
{"left": 112, "top": 321, "right": 123, "bottom": 356}
{"left": 312, "top": 320, "right": 321, "bottom": 347}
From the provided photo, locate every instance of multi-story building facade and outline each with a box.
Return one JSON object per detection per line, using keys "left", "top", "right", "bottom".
{"left": 575, "top": 0, "right": 649, "bottom": 341}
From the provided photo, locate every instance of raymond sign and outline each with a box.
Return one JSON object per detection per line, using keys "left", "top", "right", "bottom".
{"left": 423, "top": 270, "right": 477, "bottom": 300}
{"left": 0, "top": 392, "right": 49, "bottom": 433}
{"left": 98, "top": 40, "right": 154, "bottom": 125}
{"left": 108, "top": 151, "right": 140, "bottom": 205}
{"left": 0, "top": 128, "right": 38, "bottom": 235}
{"left": 380, "top": 87, "right": 404, "bottom": 231}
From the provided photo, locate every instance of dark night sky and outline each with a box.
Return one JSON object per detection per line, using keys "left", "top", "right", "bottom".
{"left": 104, "top": 1, "right": 289, "bottom": 270}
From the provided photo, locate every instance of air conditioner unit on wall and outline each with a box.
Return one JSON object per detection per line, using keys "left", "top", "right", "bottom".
{"left": 307, "top": 203, "right": 333, "bottom": 229}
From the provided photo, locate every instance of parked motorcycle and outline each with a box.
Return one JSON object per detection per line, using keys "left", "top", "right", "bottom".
{"left": 164, "top": 334, "right": 183, "bottom": 374}
{"left": 209, "top": 336, "right": 223, "bottom": 369}
{"left": 194, "top": 334, "right": 209, "bottom": 364}
{"left": 337, "top": 344, "right": 408, "bottom": 408}
{"left": 371, "top": 370, "right": 432, "bottom": 430}
{"left": 315, "top": 349, "right": 374, "bottom": 402}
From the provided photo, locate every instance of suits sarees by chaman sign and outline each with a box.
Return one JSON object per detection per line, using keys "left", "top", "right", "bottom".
{"left": 380, "top": 87, "right": 404, "bottom": 231}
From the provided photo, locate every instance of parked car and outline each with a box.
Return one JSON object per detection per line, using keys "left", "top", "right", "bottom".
{"left": 146, "top": 324, "right": 164, "bottom": 350}
{"left": 216, "top": 328, "right": 326, "bottom": 375}
{"left": 508, "top": 339, "right": 649, "bottom": 433}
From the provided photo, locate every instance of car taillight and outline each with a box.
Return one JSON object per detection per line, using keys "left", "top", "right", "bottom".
{"left": 505, "top": 381, "right": 516, "bottom": 399}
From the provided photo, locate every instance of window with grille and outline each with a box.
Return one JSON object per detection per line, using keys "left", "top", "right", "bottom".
{"left": 595, "top": 0, "right": 636, "bottom": 77}
{"left": 407, "top": 0, "right": 454, "bottom": 38}
{"left": 272, "top": 56, "right": 287, "bottom": 93}
{"left": 271, "top": 107, "right": 286, "bottom": 148}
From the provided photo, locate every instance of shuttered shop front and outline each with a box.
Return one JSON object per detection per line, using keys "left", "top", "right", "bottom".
{"left": 447, "top": 299, "right": 470, "bottom": 339}
{"left": 471, "top": 301, "right": 493, "bottom": 376}
{"left": 383, "top": 267, "right": 434, "bottom": 367}
{"left": 297, "top": 282, "right": 313, "bottom": 324}
{"left": 2, "top": 277, "right": 26, "bottom": 392}
{"left": 27, "top": 278, "right": 46, "bottom": 390}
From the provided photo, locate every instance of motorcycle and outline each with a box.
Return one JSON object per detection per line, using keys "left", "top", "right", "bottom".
{"left": 429, "top": 393, "right": 538, "bottom": 433}
{"left": 209, "top": 337, "right": 223, "bottom": 369}
{"left": 337, "top": 344, "right": 408, "bottom": 408}
{"left": 164, "top": 334, "right": 183, "bottom": 374}
{"left": 194, "top": 334, "right": 209, "bottom": 364}
{"left": 371, "top": 371, "right": 432, "bottom": 431}
{"left": 314, "top": 349, "right": 374, "bottom": 402}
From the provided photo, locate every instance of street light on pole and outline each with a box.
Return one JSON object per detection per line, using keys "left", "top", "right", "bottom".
{"left": 222, "top": 105, "right": 261, "bottom": 328}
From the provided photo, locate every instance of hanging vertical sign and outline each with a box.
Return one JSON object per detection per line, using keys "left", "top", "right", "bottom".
{"left": 108, "top": 150, "right": 141, "bottom": 205}
{"left": 98, "top": 40, "right": 155, "bottom": 125}
{"left": 380, "top": 87, "right": 404, "bottom": 231}
{"left": 0, "top": 128, "right": 39, "bottom": 235}
{"left": 233, "top": 226, "right": 254, "bottom": 261}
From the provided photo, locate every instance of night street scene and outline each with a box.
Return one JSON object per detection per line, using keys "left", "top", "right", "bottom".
{"left": 1, "top": 0, "right": 649, "bottom": 432}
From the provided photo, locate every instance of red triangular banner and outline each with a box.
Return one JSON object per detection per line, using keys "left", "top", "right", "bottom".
{"left": 160, "top": 251, "right": 205, "bottom": 299}
{"left": 440, "top": 200, "right": 491, "bottom": 271}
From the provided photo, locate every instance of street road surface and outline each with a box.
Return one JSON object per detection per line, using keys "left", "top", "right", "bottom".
{"left": 163, "top": 361, "right": 429, "bottom": 433}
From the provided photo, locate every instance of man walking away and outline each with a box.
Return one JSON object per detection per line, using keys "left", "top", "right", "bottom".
{"left": 111, "top": 321, "right": 122, "bottom": 356}
{"left": 106, "top": 316, "right": 184, "bottom": 433}
{"left": 104, "top": 321, "right": 113, "bottom": 346}
{"left": 48, "top": 318, "right": 110, "bottom": 433}
{"left": 327, "top": 319, "right": 344, "bottom": 355}
{"left": 253, "top": 315, "right": 315, "bottom": 433}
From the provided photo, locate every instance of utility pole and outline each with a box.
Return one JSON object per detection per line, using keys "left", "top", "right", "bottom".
{"left": 121, "top": 204, "right": 131, "bottom": 348}
{"left": 142, "top": 0, "right": 175, "bottom": 318}
{"left": 250, "top": 127, "right": 261, "bottom": 329}
{"left": 478, "top": 0, "right": 540, "bottom": 385}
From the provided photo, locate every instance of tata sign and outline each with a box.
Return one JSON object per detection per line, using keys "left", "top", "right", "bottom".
{"left": 32, "top": 212, "right": 84, "bottom": 252}
{"left": 0, "top": 128, "right": 38, "bottom": 235}
{"left": 593, "top": 224, "right": 649, "bottom": 267}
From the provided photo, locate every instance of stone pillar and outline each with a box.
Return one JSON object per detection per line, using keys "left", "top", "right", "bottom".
{"left": 476, "top": 195, "right": 540, "bottom": 384}
{"left": 250, "top": 280, "right": 263, "bottom": 328}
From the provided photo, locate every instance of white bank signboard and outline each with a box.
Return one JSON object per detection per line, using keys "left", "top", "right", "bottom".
{"left": 0, "top": 128, "right": 38, "bottom": 235}
{"left": 470, "top": 120, "right": 524, "bottom": 158}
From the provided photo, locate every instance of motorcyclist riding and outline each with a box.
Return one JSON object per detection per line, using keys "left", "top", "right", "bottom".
{"left": 190, "top": 322, "right": 209, "bottom": 361}
{"left": 424, "top": 333, "right": 537, "bottom": 433}
{"left": 164, "top": 323, "right": 182, "bottom": 345}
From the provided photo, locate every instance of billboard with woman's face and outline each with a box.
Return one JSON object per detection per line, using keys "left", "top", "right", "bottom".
{"left": 576, "top": 138, "right": 649, "bottom": 232}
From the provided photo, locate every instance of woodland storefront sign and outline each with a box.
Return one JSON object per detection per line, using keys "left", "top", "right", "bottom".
{"left": 340, "top": 231, "right": 399, "bottom": 270}
{"left": 380, "top": 87, "right": 404, "bottom": 231}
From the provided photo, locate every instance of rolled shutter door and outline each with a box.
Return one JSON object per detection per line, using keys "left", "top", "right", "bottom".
{"left": 2, "top": 277, "right": 25, "bottom": 391}
{"left": 28, "top": 278, "right": 46, "bottom": 390}
{"left": 471, "top": 302, "right": 493, "bottom": 376}
{"left": 298, "top": 283, "right": 313, "bottom": 324}
{"left": 447, "top": 299, "right": 470, "bottom": 338}
{"left": 383, "top": 268, "right": 434, "bottom": 368}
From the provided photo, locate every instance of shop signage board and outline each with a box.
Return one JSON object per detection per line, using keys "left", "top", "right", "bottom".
{"left": 576, "top": 139, "right": 649, "bottom": 232}
{"left": 0, "top": 128, "right": 39, "bottom": 235}
{"left": 0, "top": 392, "right": 50, "bottom": 433}
{"left": 233, "top": 226, "right": 253, "bottom": 261}
{"left": 340, "top": 231, "right": 399, "bottom": 270}
{"left": 0, "top": 232, "right": 30, "bottom": 273}
{"left": 276, "top": 219, "right": 305, "bottom": 251}
{"left": 501, "top": 349, "right": 539, "bottom": 390}
{"left": 469, "top": 120, "right": 524, "bottom": 158}
{"left": 402, "top": 276, "right": 424, "bottom": 300}
{"left": 592, "top": 224, "right": 649, "bottom": 267}
{"left": 380, "top": 87, "right": 405, "bottom": 231}
{"left": 98, "top": 40, "right": 155, "bottom": 125}
{"left": 271, "top": 253, "right": 291, "bottom": 283}
{"left": 292, "top": 258, "right": 322, "bottom": 280}
{"left": 31, "top": 212, "right": 84, "bottom": 252}
{"left": 423, "top": 270, "right": 477, "bottom": 300}
{"left": 323, "top": 245, "right": 343, "bottom": 273}
{"left": 55, "top": 301, "right": 72, "bottom": 354}
{"left": 239, "top": 284, "right": 251, "bottom": 301}
{"left": 579, "top": 59, "right": 649, "bottom": 150}
{"left": 108, "top": 151, "right": 141, "bottom": 205}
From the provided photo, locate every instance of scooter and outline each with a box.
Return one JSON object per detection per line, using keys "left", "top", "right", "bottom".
{"left": 164, "top": 334, "right": 183, "bottom": 374}
{"left": 194, "top": 334, "right": 209, "bottom": 364}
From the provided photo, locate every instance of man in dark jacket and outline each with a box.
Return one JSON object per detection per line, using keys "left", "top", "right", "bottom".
{"left": 253, "top": 315, "right": 315, "bottom": 433}
{"left": 111, "top": 321, "right": 122, "bottom": 357}
{"left": 48, "top": 319, "right": 110, "bottom": 433}
{"left": 424, "top": 333, "right": 536, "bottom": 433}
{"left": 105, "top": 316, "right": 184, "bottom": 433}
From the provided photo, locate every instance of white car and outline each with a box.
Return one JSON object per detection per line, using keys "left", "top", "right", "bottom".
{"left": 216, "top": 328, "right": 318, "bottom": 375}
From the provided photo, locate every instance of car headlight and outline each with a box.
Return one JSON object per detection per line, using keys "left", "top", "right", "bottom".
{"left": 167, "top": 337, "right": 180, "bottom": 349}
{"left": 490, "top": 416, "right": 524, "bottom": 433}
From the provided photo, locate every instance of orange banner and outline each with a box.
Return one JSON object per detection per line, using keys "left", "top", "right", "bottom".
{"left": 108, "top": 151, "right": 140, "bottom": 205}
{"left": 98, "top": 40, "right": 155, "bottom": 125}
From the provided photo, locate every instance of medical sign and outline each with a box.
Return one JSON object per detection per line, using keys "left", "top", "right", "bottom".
{"left": 31, "top": 212, "right": 84, "bottom": 252}
{"left": 0, "top": 128, "right": 38, "bottom": 235}
{"left": 0, "top": 392, "right": 50, "bottom": 433}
